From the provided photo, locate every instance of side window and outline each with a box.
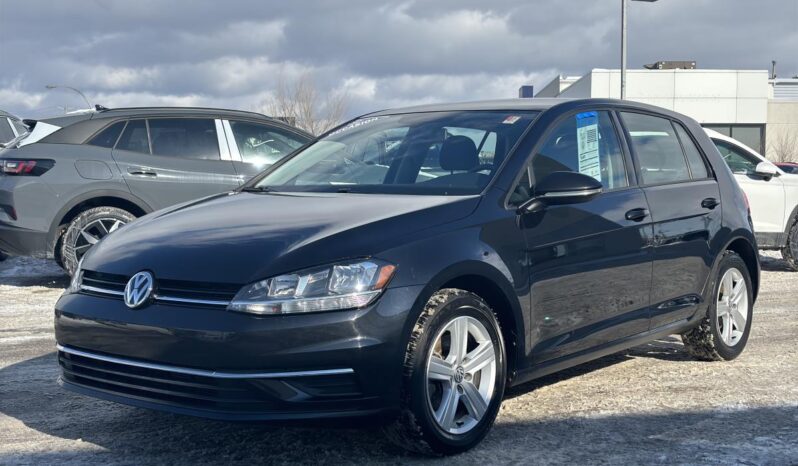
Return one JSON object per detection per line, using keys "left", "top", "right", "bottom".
{"left": 229, "top": 121, "right": 306, "bottom": 166}
{"left": 87, "top": 121, "right": 126, "bottom": 148}
{"left": 11, "top": 120, "right": 27, "bottom": 135}
{"left": 621, "top": 112, "right": 690, "bottom": 185}
{"left": 115, "top": 120, "right": 150, "bottom": 154}
{"left": 513, "top": 110, "right": 628, "bottom": 204}
{"left": 0, "top": 119, "right": 14, "bottom": 142}
{"left": 673, "top": 123, "right": 709, "bottom": 179}
{"left": 149, "top": 118, "right": 220, "bottom": 160}
{"left": 713, "top": 139, "right": 759, "bottom": 175}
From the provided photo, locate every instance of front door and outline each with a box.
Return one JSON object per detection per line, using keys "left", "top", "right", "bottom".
{"left": 111, "top": 118, "right": 240, "bottom": 211}
{"left": 221, "top": 119, "right": 310, "bottom": 182}
{"left": 620, "top": 112, "right": 722, "bottom": 329}
{"left": 713, "top": 137, "right": 786, "bottom": 245}
{"left": 514, "top": 109, "right": 654, "bottom": 364}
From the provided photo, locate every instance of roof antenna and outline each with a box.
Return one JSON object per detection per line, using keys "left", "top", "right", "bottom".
{"left": 95, "top": 104, "right": 109, "bottom": 112}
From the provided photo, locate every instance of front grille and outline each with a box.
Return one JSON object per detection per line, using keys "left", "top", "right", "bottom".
{"left": 80, "top": 270, "right": 240, "bottom": 307}
{"left": 58, "top": 347, "right": 362, "bottom": 413}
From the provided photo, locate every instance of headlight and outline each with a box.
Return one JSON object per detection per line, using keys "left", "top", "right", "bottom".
{"left": 228, "top": 259, "right": 396, "bottom": 315}
{"left": 65, "top": 257, "right": 84, "bottom": 294}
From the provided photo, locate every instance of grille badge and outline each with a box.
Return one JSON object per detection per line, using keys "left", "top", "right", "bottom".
{"left": 124, "top": 271, "right": 154, "bottom": 309}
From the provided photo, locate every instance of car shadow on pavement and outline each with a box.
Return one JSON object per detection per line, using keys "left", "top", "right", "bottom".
{"left": 759, "top": 253, "right": 794, "bottom": 272}
{"left": 6, "top": 345, "right": 790, "bottom": 466}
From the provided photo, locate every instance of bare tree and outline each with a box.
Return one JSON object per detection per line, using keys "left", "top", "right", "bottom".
{"left": 261, "top": 72, "right": 348, "bottom": 136}
{"left": 767, "top": 129, "right": 798, "bottom": 163}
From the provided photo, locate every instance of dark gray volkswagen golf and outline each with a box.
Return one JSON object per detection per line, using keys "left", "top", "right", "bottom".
{"left": 55, "top": 98, "right": 759, "bottom": 455}
{"left": 0, "top": 107, "right": 310, "bottom": 273}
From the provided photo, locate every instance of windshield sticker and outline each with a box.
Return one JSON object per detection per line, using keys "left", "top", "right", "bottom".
{"left": 502, "top": 115, "right": 521, "bottom": 125}
{"left": 327, "top": 116, "right": 385, "bottom": 137}
{"left": 576, "top": 111, "right": 601, "bottom": 182}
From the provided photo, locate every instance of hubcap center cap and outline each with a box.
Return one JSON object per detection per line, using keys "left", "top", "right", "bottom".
{"left": 453, "top": 366, "right": 465, "bottom": 383}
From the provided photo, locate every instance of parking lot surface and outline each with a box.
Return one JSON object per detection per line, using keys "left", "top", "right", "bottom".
{"left": 1, "top": 254, "right": 796, "bottom": 465}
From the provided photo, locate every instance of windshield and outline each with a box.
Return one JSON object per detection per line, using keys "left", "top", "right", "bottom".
{"left": 253, "top": 110, "right": 539, "bottom": 195}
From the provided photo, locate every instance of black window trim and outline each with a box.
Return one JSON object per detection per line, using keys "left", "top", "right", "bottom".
{"left": 617, "top": 109, "right": 717, "bottom": 189}
{"left": 504, "top": 106, "right": 636, "bottom": 209}
{"left": 671, "top": 119, "right": 715, "bottom": 181}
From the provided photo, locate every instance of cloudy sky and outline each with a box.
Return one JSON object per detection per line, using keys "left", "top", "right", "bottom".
{"left": 0, "top": 0, "right": 796, "bottom": 119}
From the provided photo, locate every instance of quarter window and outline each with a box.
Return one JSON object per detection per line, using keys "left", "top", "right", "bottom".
{"left": 229, "top": 121, "right": 306, "bottom": 167}
{"left": 674, "top": 123, "right": 709, "bottom": 179}
{"left": 115, "top": 120, "right": 150, "bottom": 154}
{"left": 149, "top": 119, "right": 220, "bottom": 160}
{"left": 87, "top": 121, "right": 126, "bottom": 148}
{"left": 621, "top": 112, "right": 691, "bottom": 185}
{"left": 0, "top": 119, "right": 14, "bottom": 142}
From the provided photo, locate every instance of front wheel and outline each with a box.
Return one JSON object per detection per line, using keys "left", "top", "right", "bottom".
{"left": 681, "top": 251, "right": 753, "bottom": 361}
{"left": 60, "top": 207, "right": 136, "bottom": 275}
{"left": 385, "top": 289, "right": 506, "bottom": 455}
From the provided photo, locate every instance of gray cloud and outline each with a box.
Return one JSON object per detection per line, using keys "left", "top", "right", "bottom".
{"left": 0, "top": 0, "right": 795, "bottom": 118}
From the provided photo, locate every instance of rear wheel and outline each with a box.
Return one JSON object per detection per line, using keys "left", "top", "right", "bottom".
{"left": 681, "top": 251, "right": 753, "bottom": 361}
{"left": 384, "top": 289, "right": 505, "bottom": 455}
{"left": 60, "top": 207, "right": 135, "bottom": 275}
{"left": 781, "top": 220, "right": 798, "bottom": 271}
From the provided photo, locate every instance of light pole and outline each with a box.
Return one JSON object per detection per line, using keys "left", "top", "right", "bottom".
{"left": 45, "top": 84, "right": 92, "bottom": 111}
{"left": 621, "top": 0, "right": 658, "bottom": 99}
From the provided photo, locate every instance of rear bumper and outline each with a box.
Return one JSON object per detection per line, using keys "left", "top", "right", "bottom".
{"left": 54, "top": 285, "right": 424, "bottom": 420}
{"left": 0, "top": 221, "right": 49, "bottom": 256}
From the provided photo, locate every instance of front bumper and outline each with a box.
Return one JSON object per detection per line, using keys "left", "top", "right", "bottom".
{"left": 54, "top": 285, "right": 424, "bottom": 420}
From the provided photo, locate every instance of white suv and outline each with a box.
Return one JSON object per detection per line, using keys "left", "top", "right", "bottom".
{"left": 705, "top": 128, "right": 798, "bottom": 269}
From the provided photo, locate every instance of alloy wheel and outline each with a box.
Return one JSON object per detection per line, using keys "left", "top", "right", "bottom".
{"left": 425, "top": 315, "right": 497, "bottom": 435}
{"left": 716, "top": 267, "right": 749, "bottom": 347}
{"left": 73, "top": 218, "right": 125, "bottom": 261}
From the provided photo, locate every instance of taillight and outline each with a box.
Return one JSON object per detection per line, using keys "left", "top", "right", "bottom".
{"left": 1, "top": 159, "right": 54, "bottom": 176}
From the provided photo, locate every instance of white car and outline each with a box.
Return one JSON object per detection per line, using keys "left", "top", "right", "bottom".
{"left": 705, "top": 128, "right": 798, "bottom": 269}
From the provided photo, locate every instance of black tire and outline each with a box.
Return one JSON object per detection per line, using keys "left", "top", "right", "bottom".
{"left": 384, "top": 289, "right": 506, "bottom": 456}
{"left": 781, "top": 220, "right": 798, "bottom": 271}
{"left": 60, "top": 206, "right": 136, "bottom": 276}
{"left": 681, "top": 251, "right": 753, "bottom": 361}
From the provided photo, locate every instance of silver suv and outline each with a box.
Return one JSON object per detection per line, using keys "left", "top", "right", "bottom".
{"left": 0, "top": 107, "right": 311, "bottom": 273}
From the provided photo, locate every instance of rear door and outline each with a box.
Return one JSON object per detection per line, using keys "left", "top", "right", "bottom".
{"left": 221, "top": 120, "right": 310, "bottom": 182}
{"left": 620, "top": 112, "right": 721, "bottom": 329}
{"left": 112, "top": 118, "right": 240, "bottom": 211}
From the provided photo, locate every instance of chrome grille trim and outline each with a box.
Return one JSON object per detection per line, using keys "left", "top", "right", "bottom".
{"left": 79, "top": 284, "right": 232, "bottom": 307}
{"left": 80, "top": 285, "right": 125, "bottom": 296}
{"left": 57, "top": 344, "right": 355, "bottom": 379}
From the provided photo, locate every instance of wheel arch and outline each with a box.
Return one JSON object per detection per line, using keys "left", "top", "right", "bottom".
{"left": 403, "top": 261, "right": 526, "bottom": 383}
{"left": 721, "top": 234, "right": 760, "bottom": 302}
{"left": 47, "top": 190, "right": 153, "bottom": 255}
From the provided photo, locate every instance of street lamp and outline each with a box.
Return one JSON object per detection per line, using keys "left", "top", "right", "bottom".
{"left": 45, "top": 84, "right": 92, "bottom": 111}
{"left": 621, "top": 0, "right": 658, "bottom": 99}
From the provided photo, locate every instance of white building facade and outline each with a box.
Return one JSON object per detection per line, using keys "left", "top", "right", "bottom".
{"left": 536, "top": 69, "right": 798, "bottom": 160}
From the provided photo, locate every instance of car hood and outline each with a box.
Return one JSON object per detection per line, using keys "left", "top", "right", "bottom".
{"left": 83, "top": 191, "right": 480, "bottom": 284}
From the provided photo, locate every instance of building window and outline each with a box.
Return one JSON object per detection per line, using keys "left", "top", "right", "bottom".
{"left": 702, "top": 124, "right": 765, "bottom": 154}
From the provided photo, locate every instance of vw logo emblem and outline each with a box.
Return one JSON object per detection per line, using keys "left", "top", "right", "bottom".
{"left": 124, "top": 271, "right": 154, "bottom": 309}
{"left": 454, "top": 366, "right": 465, "bottom": 384}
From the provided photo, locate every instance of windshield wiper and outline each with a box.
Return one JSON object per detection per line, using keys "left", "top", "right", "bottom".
{"left": 240, "top": 186, "right": 272, "bottom": 193}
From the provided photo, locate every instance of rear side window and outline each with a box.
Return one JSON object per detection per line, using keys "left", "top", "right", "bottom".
{"left": 149, "top": 118, "right": 220, "bottom": 160}
{"left": 229, "top": 121, "right": 306, "bottom": 166}
{"left": 674, "top": 123, "right": 709, "bottom": 179}
{"left": 0, "top": 119, "right": 14, "bottom": 142}
{"left": 87, "top": 121, "right": 126, "bottom": 148}
{"left": 115, "top": 120, "right": 150, "bottom": 154}
{"left": 11, "top": 120, "right": 27, "bottom": 135}
{"left": 621, "top": 112, "right": 690, "bottom": 185}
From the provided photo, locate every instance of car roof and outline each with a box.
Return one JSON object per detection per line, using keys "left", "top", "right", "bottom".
{"left": 38, "top": 106, "right": 278, "bottom": 127}
{"left": 364, "top": 98, "right": 688, "bottom": 118}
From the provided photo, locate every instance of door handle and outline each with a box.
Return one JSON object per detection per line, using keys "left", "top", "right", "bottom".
{"left": 128, "top": 167, "right": 157, "bottom": 177}
{"left": 625, "top": 207, "right": 649, "bottom": 222}
{"left": 701, "top": 197, "right": 720, "bottom": 209}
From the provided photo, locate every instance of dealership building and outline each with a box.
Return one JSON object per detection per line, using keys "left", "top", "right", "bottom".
{"left": 534, "top": 69, "right": 798, "bottom": 160}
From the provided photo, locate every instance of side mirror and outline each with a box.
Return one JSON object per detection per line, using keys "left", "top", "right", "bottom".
{"left": 517, "top": 171, "right": 603, "bottom": 214}
{"left": 754, "top": 161, "right": 779, "bottom": 179}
